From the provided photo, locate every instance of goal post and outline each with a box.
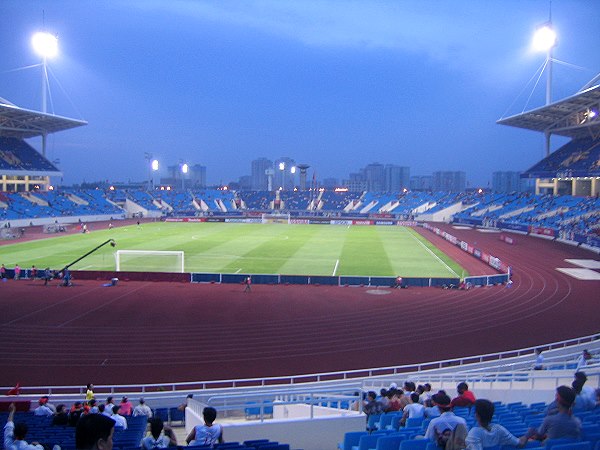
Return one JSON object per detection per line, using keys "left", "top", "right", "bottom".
{"left": 114, "top": 250, "right": 185, "bottom": 273}
{"left": 261, "top": 212, "right": 291, "bottom": 224}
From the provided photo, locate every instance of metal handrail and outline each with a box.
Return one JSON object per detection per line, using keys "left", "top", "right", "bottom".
{"left": 4, "top": 332, "right": 598, "bottom": 396}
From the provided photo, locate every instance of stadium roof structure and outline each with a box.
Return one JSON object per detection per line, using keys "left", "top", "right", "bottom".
{"left": 497, "top": 84, "right": 600, "bottom": 140}
{"left": 0, "top": 99, "right": 87, "bottom": 139}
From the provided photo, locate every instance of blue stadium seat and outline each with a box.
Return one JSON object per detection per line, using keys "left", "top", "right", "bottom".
{"left": 375, "top": 435, "right": 404, "bottom": 450}
{"left": 550, "top": 442, "right": 592, "bottom": 450}
{"left": 399, "top": 440, "right": 429, "bottom": 450}
{"left": 339, "top": 431, "right": 368, "bottom": 450}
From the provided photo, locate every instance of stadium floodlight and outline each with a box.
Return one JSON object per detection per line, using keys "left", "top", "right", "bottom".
{"left": 32, "top": 32, "right": 58, "bottom": 58}
{"left": 151, "top": 159, "right": 159, "bottom": 171}
{"left": 32, "top": 31, "right": 58, "bottom": 115}
{"left": 532, "top": 25, "right": 556, "bottom": 52}
{"left": 180, "top": 162, "right": 189, "bottom": 190}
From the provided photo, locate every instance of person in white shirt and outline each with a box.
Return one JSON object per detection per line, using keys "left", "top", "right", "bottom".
{"left": 401, "top": 393, "right": 425, "bottom": 426}
{"left": 466, "top": 399, "right": 527, "bottom": 449}
{"left": 33, "top": 400, "right": 53, "bottom": 417}
{"left": 111, "top": 406, "right": 128, "bottom": 430}
{"left": 133, "top": 398, "right": 153, "bottom": 418}
{"left": 423, "top": 393, "right": 468, "bottom": 448}
{"left": 3, "top": 403, "right": 44, "bottom": 450}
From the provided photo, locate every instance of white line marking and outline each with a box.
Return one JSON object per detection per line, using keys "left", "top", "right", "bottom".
{"left": 235, "top": 268, "right": 242, "bottom": 274}
{"left": 407, "top": 232, "right": 460, "bottom": 278}
{"left": 332, "top": 259, "right": 340, "bottom": 276}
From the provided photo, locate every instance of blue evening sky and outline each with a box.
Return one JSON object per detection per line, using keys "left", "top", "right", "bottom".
{"left": 1, "top": 0, "right": 599, "bottom": 187}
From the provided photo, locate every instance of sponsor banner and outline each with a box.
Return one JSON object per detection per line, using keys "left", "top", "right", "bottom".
{"left": 443, "top": 232, "right": 458, "bottom": 245}
{"left": 165, "top": 217, "right": 206, "bottom": 223}
{"left": 309, "top": 219, "right": 332, "bottom": 225}
{"left": 371, "top": 213, "right": 393, "bottom": 219}
{"left": 500, "top": 235, "right": 514, "bottom": 245}
{"left": 397, "top": 221, "right": 417, "bottom": 227}
{"left": 331, "top": 220, "right": 352, "bottom": 225}
{"left": 467, "top": 245, "right": 474, "bottom": 254}
{"left": 460, "top": 241, "right": 468, "bottom": 252}
{"left": 529, "top": 226, "right": 556, "bottom": 237}
{"left": 245, "top": 218, "right": 262, "bottom": 223}
{"left": 481, "top": 253, "right": 490, "bottom": 263}
{"left": 353, "top": 220, "right": 372, "bottom": 225}
{"left": 206, "top": 217, "right": 225, "bottom": 223}
{"left": 488, "top": 256, "right": 501, "bottom": 270}
{"left": 290, "top": 219, "right": 310, "bottom": 225}
{"left": 224, "top": 218, "right": 247, "bottom": 223}
{"left": 498, "top": 221, "right": 529, "bottom": 232}
{"left": 375, "top": 220, "right": 394, "bottom": 226}
{"left": 473, "top": 249, "right": 482, "bottom": 259}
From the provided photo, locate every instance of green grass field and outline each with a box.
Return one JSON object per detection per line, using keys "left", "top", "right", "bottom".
{"left": 0, "top": 222, "right": 467, "bottom": 277}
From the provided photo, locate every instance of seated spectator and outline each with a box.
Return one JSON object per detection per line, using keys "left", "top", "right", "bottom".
{"left": 424, "top": 392, "right": 468, "bottom": 448}
{"left": 111, "top": 405, "right": 128, "bottom": 430}
{"left": 133, "top": 398, "right": 153, "bottom": 418}
{"left": 52, "top": 404, "right": 69, "bottom": 426}
{"left": 401, "top": 393, "right": 425, "bottom": 426}
{"left": 466, "top": 399, "right": 526, "bottom": 449}
{"left": 75, "top": 412, "right": 115, "bottom": 450}
{"left": 385, "top": 389, "right": 402, "bottom": 412}
{"left": 118, "top": 396, "right": 133, "bottom": 416}
{"left": 89, "top": 399, "right": 99, "bottom": 414}
{"left": 98, "top": 404, "right": 112, "bottom": 418}
{"left": 576, "top": 349, "right": 592, "bottom": 370}
{"left": 572, "top": 371, "right": 596, "bottom": 412}
{"left": 185, "top": 407, "right": 223, "bottom": 448}
{"left": 420, "top": 383, "right": 433, "bottom": 405}
{"left": 140, "top": 418, "right": 177, "bottom": 449}
{"left": 362, "top": 391, "right": 384, "bottom": 430}
{"left": 105, "top": 397, "right": 115, "bottom": 414}
{"left": 3, "top": 403, "right": 44, "bottom": 450}
{"left": 378, "top": 388, "right": 389, "bottom": 410}
{"left": 34, "top": 398, "right": 53, "bottom": 416}
{"left": 526, "top": 386, "right": 581, "bottom": 442}
{"left": 450, "top": 382, "right": 476, "bottom": 408}
{"left": 69, "top": 402, "right": 85, "bottom": 427}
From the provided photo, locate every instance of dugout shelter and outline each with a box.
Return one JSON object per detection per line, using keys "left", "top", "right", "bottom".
{"left": 498, "top": 83, "right": 600, "bottom": 196}
{"left": 0, "top": 96, "right": 86, "bottom": 192}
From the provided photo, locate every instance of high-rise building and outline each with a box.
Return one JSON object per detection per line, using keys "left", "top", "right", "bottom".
{"left": 410, "top": 175, "right": 433, "bottom": 191}
{"left": 321, "top": 177, "right": 338, "bottom": 189}
{"left": 432, "top": 171, "right": 466, "bottom": 192}
{"left": 385, "top": 165, "right": 410, "bottom": 192}
{"left": 363, "top": 162, "right": 385, "bottom": 191}
{"left": 162, "top": 163, "right": 206, "bottom": 189}
{"left": 492, "top": 171, "right": 525, "bottom": 193}
{"left": 251, "top": 157, "right": 272, "bottom": 190}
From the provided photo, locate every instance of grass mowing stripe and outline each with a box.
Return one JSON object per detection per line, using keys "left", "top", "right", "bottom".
{"left": 339, "top": 226, "right": 394, "bottom": 276}
{"left": 405, "top": 227, "right": 466, "bottom": 277}
{"left": 278, "top": 225, "right": 347, "bottom": 276}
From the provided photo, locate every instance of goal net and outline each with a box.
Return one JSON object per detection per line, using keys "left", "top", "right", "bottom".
{"left": 114, "top": 250, "right": 185, "bottom": 273}
{"left": 261, "top": 213, "right": 291, "bottom": 224}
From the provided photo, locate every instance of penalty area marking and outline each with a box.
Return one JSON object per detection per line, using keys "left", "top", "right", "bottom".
{"left": 332, "top": 259, "right": 340, "bottom": 276}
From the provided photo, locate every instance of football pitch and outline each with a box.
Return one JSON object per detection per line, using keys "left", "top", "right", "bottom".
{"left": 0, "top": 222, "right": 467, "bottom": 277}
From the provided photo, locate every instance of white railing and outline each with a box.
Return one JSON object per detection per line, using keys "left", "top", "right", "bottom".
{"left": 3, "top": 332, "right": 598, "bottom": 400}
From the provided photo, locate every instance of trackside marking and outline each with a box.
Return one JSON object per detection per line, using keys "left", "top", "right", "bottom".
{"left": 407, "top": 231, "right": 460, "bottom": 278}
{"left": 332, "top": 259, "right": 340, "bottom": 276}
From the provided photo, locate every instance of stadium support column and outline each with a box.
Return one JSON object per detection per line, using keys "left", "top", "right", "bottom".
{"left": 42, "top": 132, "right": 47, "bottom": 158}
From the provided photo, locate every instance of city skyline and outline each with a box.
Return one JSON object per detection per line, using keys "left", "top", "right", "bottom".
{"left": 1, "top": 1, "right": 599, "bottom": 188}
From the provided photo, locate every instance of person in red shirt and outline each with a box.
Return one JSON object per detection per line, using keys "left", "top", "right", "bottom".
{"left": 118, "top": 397, "right": 133, "bottom": 416}
{"left": 450, "top": 382, "right": 476, "bottom": 408}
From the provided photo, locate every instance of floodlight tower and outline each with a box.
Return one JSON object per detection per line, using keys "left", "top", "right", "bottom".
{"left": 31, "top": 31, "right": 58, "bottom": 157}
{"left": 180, "top": 162, "right": 189, "bottom": 190}
{"left": 533, "top": 20, "right": 557, "bottom": 156}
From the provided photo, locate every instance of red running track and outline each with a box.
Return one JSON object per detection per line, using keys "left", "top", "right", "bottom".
{"left": 0, "top": 225, "right": 598, "bottom": 387}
